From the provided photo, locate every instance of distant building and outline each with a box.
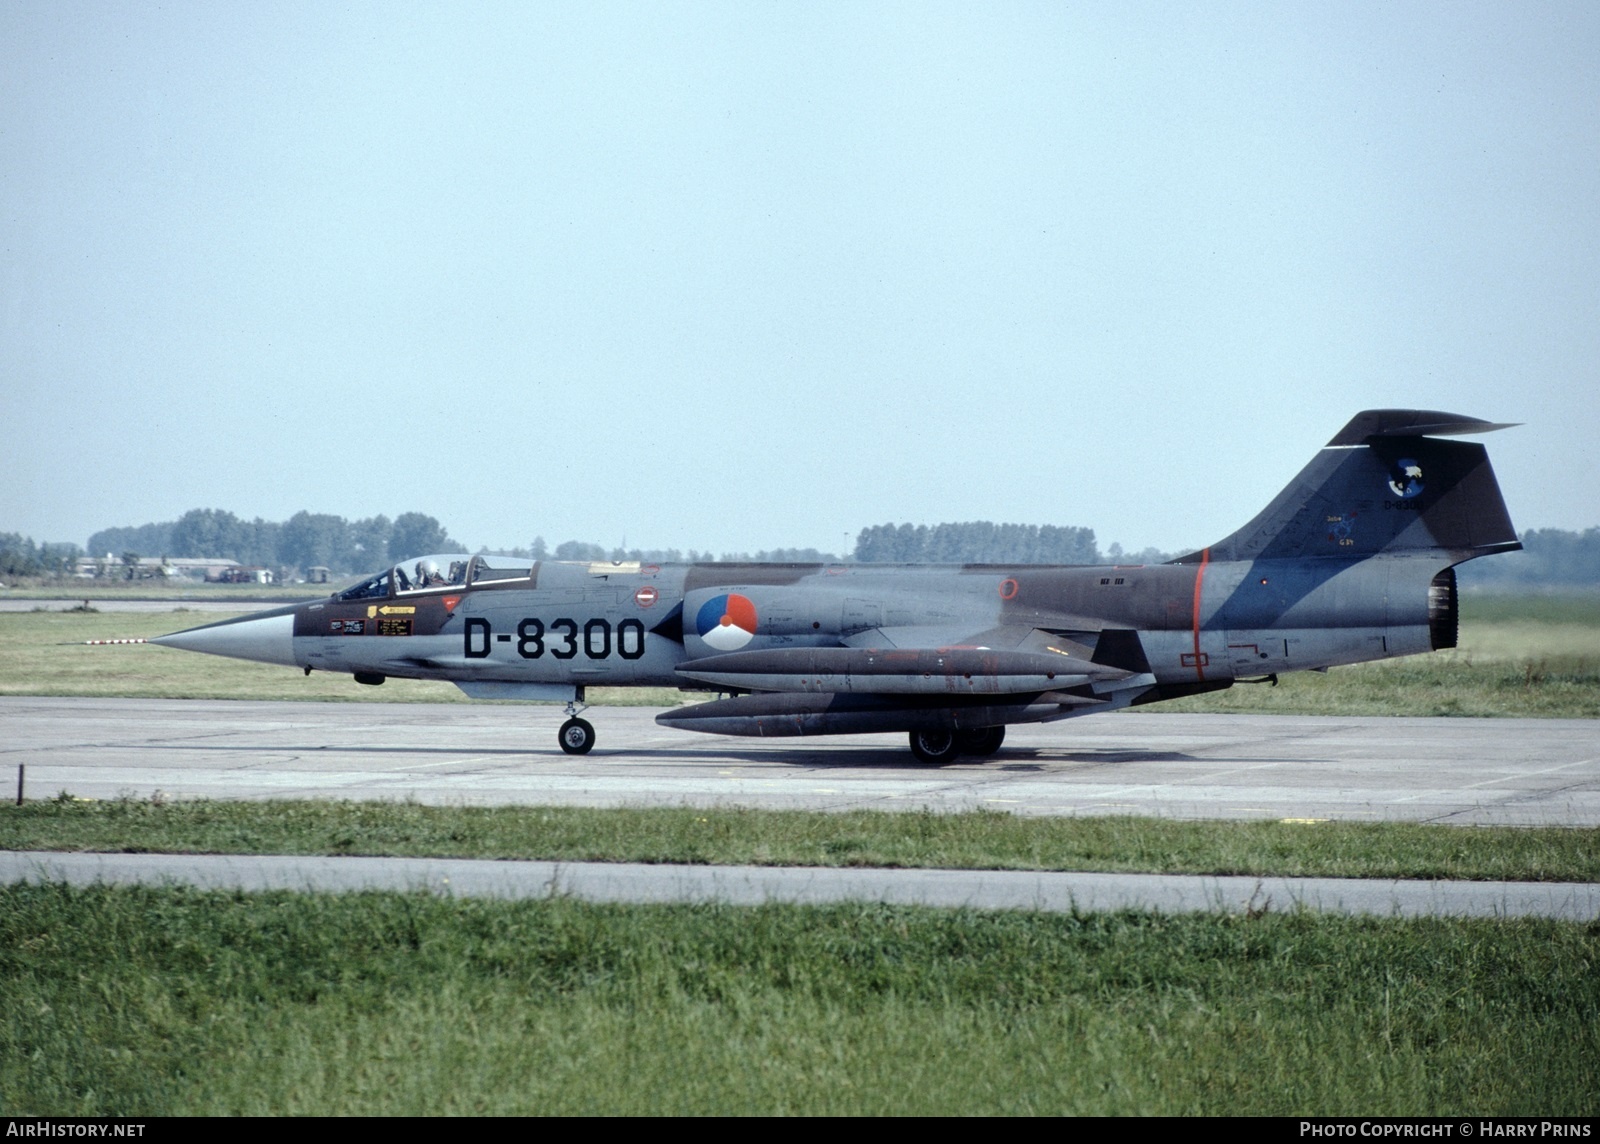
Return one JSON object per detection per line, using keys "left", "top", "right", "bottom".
{"left": 215, "top": 566, "right": 275, "bottom": 584}
{"left": 71, "top": 556, "right": 272, "bottom": 583}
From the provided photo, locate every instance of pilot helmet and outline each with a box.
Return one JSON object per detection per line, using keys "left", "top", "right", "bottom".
{"left": 417, "top": 559, "right": 440, "bottom": 580}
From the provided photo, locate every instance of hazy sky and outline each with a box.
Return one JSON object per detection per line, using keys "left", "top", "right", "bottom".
{"left": 4, "top": 1, "right": 1596, "bottom": 558}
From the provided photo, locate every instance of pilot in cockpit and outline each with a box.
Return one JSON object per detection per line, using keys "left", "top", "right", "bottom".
{"left": 415, "top": 559, "right": 447, "bottom": 587}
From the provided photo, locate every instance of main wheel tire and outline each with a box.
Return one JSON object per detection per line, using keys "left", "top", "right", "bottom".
{"left": 908, "top": 729, "right": 961, "bottom": 765}
{"left": 956, "top": 725, "right": 1006, "bottom": 757}
{"left": 558, "top": 717, "right": 595, "bottom": 755}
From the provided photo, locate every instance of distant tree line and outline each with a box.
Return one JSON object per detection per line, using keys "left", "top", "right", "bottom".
{"left": 853, "top": 522, "right": 1104, "bottom": 564}
{"left": 0, "top": 533, "right": 83, "bottom": 578}
{"left": 86, "top": 509, "right": 460, "bottom": 575}
{"left": 25, "top": 514, "right": 1600, "bottom": 584}
{"left": 1456, "top": 528, "right": 1600, "bottom": 588}
{"left": 541, "top": 539, "right": 846, "bottom": 564}
{"left": 1101, "top": 542, "right": 1178, "bottom": 565}
{"left": 536, "top": 524, "right": 1132, "bottom": 566}
{"left": 0, "top": 514, "right": 1202, "bottom": 580}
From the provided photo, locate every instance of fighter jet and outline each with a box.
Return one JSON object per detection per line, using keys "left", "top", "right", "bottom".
{"left": 152, "top": 409, "right": 1521, "bottom": 762}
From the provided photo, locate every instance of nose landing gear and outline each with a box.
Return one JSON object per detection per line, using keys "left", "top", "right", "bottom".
{"left": 557, "top": 692, "right": 594, "bottom": 755}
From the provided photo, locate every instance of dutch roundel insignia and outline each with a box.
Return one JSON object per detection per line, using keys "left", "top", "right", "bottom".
{"left": 695, "top": 593, "right": 758, "bottom": 651}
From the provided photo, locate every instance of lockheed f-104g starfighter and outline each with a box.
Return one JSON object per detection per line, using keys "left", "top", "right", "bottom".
{"left": 152, "top": 409, "right": 1521, "bottom": 762}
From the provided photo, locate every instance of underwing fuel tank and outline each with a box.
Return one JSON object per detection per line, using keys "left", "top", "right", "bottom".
{"left": 656, "top": 690, "right": 1108, "bottom": 737}
{"left": 674, "top": 646, "right": 1129, "bottom": 695}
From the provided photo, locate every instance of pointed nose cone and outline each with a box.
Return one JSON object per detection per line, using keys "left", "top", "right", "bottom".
{"left": 151, "top": 612, "right": 299, "bottom": 668}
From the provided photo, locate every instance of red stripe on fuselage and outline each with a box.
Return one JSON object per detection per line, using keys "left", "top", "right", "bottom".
{"left": 1191, "top": 547, "right": 1210, "bottom": 681}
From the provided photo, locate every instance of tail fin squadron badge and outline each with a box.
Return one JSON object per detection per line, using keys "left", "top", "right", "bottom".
{"left": 1388, "top": 458, "right": 1424, "bottom": 498}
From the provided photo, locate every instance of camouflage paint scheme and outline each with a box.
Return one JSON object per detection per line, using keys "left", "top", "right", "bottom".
{"left": 152, "top": 410, "right": 1521, "bottom": 761}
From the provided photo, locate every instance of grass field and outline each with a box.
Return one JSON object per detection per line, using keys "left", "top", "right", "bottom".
{"left": 5, "top": 799, "right": 1598, "bottom": 882}
{"left": 3, "top": 884, "right": 1595, "bottom": 1115}
{"left": 1, "top": 592, "right": 1597, "bottom": 714}
{"left": 2, "top": 581, "right": 318, "bottom": 601}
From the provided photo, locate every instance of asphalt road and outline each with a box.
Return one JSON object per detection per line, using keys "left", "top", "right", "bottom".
{"left": 5, "top": 850, "right": 1596, "bottom": 919}
{"left": 3, "top": 697, "right": 1596, "bottom": 825}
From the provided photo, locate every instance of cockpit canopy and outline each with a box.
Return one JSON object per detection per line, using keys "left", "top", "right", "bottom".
{"left": 335, "top": 553, "right": 533, "bottom": 601}
{"left": 393, "top": 553, "right": 471, "bottom": 592}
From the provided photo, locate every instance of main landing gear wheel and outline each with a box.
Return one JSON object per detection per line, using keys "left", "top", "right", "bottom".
{"left": 908, "top": 729, "right": 962, "bottom": 765}
{"left": 956, "top": 726, "right": 1006, "bottom": 757}
{"left": 558, "top": 717, "right": 595, "bottom": 755}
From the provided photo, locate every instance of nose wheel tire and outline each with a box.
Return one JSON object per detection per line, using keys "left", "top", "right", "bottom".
{"left": 558, "top": 717, "right": 595, "bottom": 755}
{"left": 908, "top": 729, "right": 962, "bottom": 765}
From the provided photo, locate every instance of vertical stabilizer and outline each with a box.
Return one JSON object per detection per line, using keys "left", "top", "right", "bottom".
{"left": 1175, "top": 410, "right": 1520, "bottom": 563}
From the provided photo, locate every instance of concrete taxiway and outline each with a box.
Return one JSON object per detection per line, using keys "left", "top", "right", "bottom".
{"left": 5, "top": 850, "right": 1596, "bottom": 919}
{"left": 2, "top": 696, "right": 1596, "bottom": 825}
